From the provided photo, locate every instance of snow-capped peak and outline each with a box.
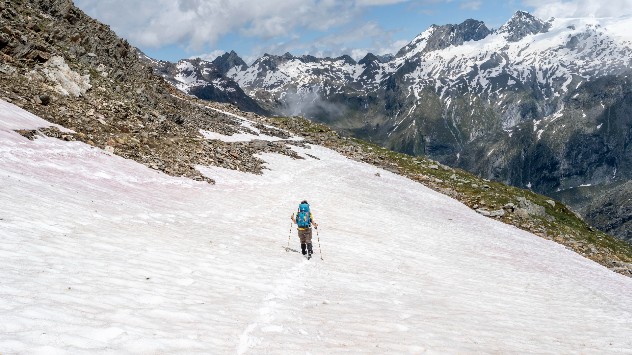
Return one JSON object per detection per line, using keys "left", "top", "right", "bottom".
{"left": 395, "top": 26, "right": 436, "bottom": 59}
{"left": 212, "top": 50, "right": 248, "bottom": 75}
{"left": 396, "top": 19, "right": 491, "bottom": 60}
{"left": 497, "top": 10, "right": 552, "bottom": 42}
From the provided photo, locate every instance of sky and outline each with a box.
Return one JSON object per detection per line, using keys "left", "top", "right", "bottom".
{"left": 73, "top": 0, "right": 632, "bottom": 64}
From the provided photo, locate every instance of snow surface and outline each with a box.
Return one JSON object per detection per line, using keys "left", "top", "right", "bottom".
{"left": 199, "top": 105, "right": 302, "bottom": 143}
{"left": 2, "top": 99, "right": 632, "bottom": 353}
{"left": 199, "top": 129, "right": 288, "bottom": 143}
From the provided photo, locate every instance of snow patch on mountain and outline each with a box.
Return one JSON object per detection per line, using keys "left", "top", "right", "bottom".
{"left": 229, "top": 54, "right": 369, "bottom": 96}
{"left": 199, "top": 129, "right": 296, "bottom": 143}
{"left": 399, "top": 15, "right": 632, "bottom": 99}
{"left": 173, "top": 61, "right": 204, "bottom": 91}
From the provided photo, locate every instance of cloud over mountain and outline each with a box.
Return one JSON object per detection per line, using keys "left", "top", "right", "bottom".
{"left": 524, "top": 0, "right": 632, "bottom": 18}
{"left": 75, "top": 0, "right": 407, "bottom": 50}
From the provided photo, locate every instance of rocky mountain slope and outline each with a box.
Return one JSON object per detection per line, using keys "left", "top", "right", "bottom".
{"left": 164, "top": 11, "right": 632, "bottom": 242}
{"left": 2, "top": 0, "right": 632, "bottom": 275}
{"left": 0, "top": 0, "right": 289, "bottom": 184}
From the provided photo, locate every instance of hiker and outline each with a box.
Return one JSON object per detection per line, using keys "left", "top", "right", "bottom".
{"left": 291, "top": 200, "right": 318, "bottom": 258}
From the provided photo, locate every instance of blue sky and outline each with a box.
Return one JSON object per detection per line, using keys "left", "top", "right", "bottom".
{"left": 74, "top": 0, "right": 632, "bottom": 64}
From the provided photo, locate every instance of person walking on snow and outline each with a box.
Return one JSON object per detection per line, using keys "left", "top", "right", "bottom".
{"left": 291, "top": 200, "right": 318, "bottom": 259}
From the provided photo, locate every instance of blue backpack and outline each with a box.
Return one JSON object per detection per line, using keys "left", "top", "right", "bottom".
{"left": 296, "top": 203, "right": 311, "bottom": 228}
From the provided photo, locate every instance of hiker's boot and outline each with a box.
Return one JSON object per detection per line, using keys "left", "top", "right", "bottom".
{"left": 307, "top": 243, "right": 313, "bottom": 257}
{"left": 301, "top": 243, "right": 307, "bottom": 255}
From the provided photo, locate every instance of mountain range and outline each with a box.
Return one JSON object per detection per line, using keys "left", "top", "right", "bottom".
{"left": 159, "top": 11, "right": 632, "bottom": 242}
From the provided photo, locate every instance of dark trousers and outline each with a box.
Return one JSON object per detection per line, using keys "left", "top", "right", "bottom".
{"left": 298, "top": 228, "right": 312, "bottom": 243}
{"left": 298, "top": 228, "right": 313, "bottom": 255}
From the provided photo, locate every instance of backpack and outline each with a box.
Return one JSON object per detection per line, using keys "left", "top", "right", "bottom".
{"left": 296, "top": 203, "right": 311, "bottom": 228}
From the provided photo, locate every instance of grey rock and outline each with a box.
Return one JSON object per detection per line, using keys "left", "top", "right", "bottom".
{"left": 39, "top": 95, "right": 50, "bottom": 105}
{"left": 0, "top": 64, "right": 16, "bottom": 75}
{"left": 476, "top": 208, "right": 491, "bottom": 216}
{"left": 397, "top": 19, "right": 491, "bottom": 57}
{"left": 514, "top": 208, "right": 530, "bottom": 219}
{"left": 517, "top": 197, "right": 546, "bottom": 217}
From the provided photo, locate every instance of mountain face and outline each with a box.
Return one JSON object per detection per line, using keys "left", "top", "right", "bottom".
{"left": 396, "top": 19, "right": 491, "bottom": 56}
{"left": 212, "top": 50, "right": 248, "bottom": 75}
{"left": 496, "top": 10, "right": 552, "bottom": 42}
{"left": 165, "top": 11, "right": 632, "bottom": 241}
{"left": 147, "top": 56, "right": 267, "bottom": 115}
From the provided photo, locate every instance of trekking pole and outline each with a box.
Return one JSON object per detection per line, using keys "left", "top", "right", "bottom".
{"left": 316, "top": 227, "right": 323, "bottom": 261}
{"left": 287, "top": 218, "right": 293, "bottom": 249}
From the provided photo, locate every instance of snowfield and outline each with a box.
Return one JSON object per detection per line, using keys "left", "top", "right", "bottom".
{"left": 1, "top": 99, "right": 632, "bottom": 354}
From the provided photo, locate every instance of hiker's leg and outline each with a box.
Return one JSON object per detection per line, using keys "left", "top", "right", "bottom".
{"left": 298, "top": 229, "right": 307, "bottom": 255}
{"left": 306, "top": 229, "right": 313, "bottom": 255}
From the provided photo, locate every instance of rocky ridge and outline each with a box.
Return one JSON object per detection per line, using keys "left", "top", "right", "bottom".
{"left": 396, "top": 19, "right": 491, "bottom": 57}
{"left": 145, "top": 55, "right": 267, "bottom": 115}
{"left": 213, "top": 50, "right": 248, "bottom": 75}
{"left": 496, "top": 10, "right": 552, "bottom": 42}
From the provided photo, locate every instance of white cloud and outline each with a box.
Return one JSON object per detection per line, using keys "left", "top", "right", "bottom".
{"left": 75, "top": 0, "right": 374, "bottom": 50}
{"left": 523, "top": 0, "right": 632, "bottom": 18}
{"left": 380, "top": 39, "right": 410, "bottom": 55}
{"left": 355, "top": 0, "right": 409, "bottom": 5}
{"left": 189, "top": 50, "right": 226, "bottom": 61}
{"left": 74, "top": 0, "right": 421, "bottom": 62}
{"left": 346, "top": 39, "right": 408, "bottom": 60}
{"left": 78, "top": 0, "right": 508, "bottom": 65}
{"left": 459, "top": 0, "right": 482, "bottom": 10}
{"left": 315, "top": 22, "right": 385, "bottom": 47}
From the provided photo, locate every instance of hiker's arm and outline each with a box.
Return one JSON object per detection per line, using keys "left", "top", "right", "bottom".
{"left": 290, "top": 213, "right": 295, "bottom": 223}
